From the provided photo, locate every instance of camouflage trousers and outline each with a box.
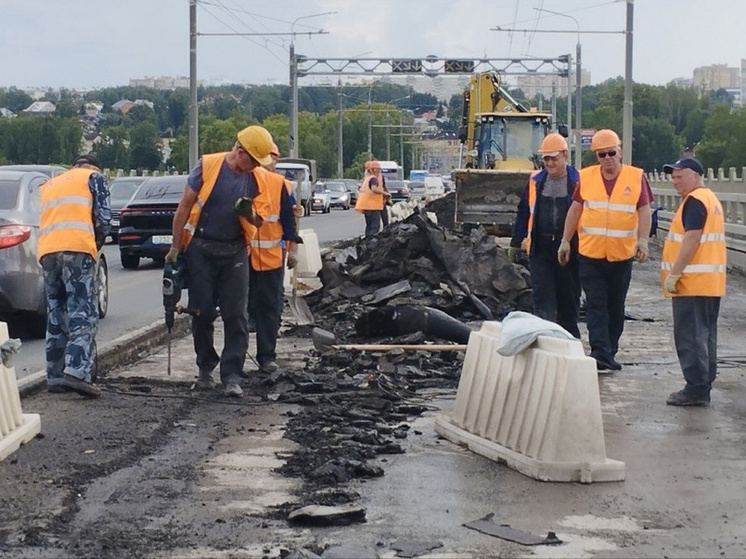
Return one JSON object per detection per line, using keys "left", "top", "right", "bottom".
{"left": 41, "top": 252, "right": 98, "bottom": 385}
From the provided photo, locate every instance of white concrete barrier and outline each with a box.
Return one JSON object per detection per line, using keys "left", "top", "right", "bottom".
{"left": 296, "top": 228, "right": 322, "bottom": 278}
{"left": 0, "top": 322, "right": 41, "bottom": 462}
{"left": 434, "top": 321, "right": 625, "bottom": 483}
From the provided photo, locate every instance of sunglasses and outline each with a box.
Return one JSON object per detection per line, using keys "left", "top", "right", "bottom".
{"left": 597, "top": 150, "right": 617, "bottom": 159}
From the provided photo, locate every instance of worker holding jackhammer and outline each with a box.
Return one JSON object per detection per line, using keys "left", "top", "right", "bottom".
{"left": 509, "top": 133, "right": 581, "bottom": 338}
{"left": 167, "top": 125, "right": 274, "bottom": 398}
{"left": 558, "top": 129, "right": 653, "bottom": 372}
{"left": 240, "top": 142, "right": 302, "bottom": 373}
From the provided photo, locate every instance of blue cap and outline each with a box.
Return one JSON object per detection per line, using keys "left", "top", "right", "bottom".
{"left": 663, "top": 157, "right": 704, "bottom": 175}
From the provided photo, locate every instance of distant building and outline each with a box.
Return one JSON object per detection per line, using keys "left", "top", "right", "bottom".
{"left": 692, "top": 64, "right": 739, "bottom": 91}
{"left": 112, "top": 99, "right": 135, "bottom": 114}
{"left": 23, "top": 101, "right": 56, "bottom": 115}
{"left": 668, "top": 77, "right": 693, "bottom": 88}
{"left": 129, "top": 75, "right": 202, "bottom": 90}
{"left": 741, "top": 59, "right": 746, "bottom": 107}
{"left": 0, "top": 107, "right": 15, "bottom": 118}
{"left": 515, "top": 68, "right": 591, "bottom": 98}
{"left": 133, "top": 99, "right": 154, "bottom": 110}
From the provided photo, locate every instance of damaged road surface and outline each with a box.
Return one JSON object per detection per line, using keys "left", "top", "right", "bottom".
{"left": 3, "top": 208, "right": 746, "bottom": 557}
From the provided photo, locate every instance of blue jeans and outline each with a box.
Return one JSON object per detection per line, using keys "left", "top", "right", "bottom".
{"left": 672, "top": 296, "right": 720, "bottom": 399}
{"left": 41, "top": 252, "right": 98, "bottom": 384}
{"left": 363, "top": 210, "right": 380, "bottom": 238}
{"left": 578, "top": 255, "right": 632, "bottom": 365}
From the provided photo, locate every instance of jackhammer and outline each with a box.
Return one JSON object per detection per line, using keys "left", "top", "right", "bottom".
{"left": 162, "top": 257, "right": 199, "bottom": 375}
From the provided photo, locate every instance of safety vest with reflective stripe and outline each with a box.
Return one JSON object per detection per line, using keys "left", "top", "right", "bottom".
{"left": 181, "top": 152, "right": 257, "bottom": 249}
{"left": 38, "top": 167, "right": 97, "bottom": 260}
{"left": 250, "top": 166, "right": 285, "bottom": 271}
{"left": 660, "top": 187, "right": 726, "bottom": 297}
{"left": 578, "top": 165, "right": 643, "bottom": 261}
{"left": 355, "top": 175, "right": 384, "bottom": 212}
{"left": 523, "top": 170, "right": 542, "bottom": 253}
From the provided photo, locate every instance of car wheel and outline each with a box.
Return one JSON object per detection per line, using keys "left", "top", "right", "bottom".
{"left": 96, "top": 256, "right": 109, "bottom": 318}
{"left": 121, "top": 252, "right": 140, "bottom": 270}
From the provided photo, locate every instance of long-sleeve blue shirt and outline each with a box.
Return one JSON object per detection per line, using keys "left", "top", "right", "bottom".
{"left": 90, "top": 172, "right": 111, "bottom": 247}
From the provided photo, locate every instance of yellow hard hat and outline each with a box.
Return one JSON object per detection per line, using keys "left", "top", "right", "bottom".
{"left": 538, "top": 133, "right": 568, "bottom": 155}
{"left": 236, "top": 126, "right": 273, "bottom": 166}
{"left": 590, "top": 129, "right": 621, "bottom": 151}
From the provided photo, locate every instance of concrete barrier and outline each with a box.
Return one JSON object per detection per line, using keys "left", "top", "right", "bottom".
{"left": 434, "top": 321, "right": 625, "bottom": 483}
{"left": 296, "top": 228, "right": 322, "bottom": 278}
{"left": 0, "top": 322, "right": 41, "bottom": 462}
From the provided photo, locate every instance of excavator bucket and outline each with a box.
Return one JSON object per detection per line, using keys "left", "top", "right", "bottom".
{"left": 454, "top": 169, "right": 530, "bottom": 236}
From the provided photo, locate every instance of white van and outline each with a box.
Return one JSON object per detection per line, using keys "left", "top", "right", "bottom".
{"left": 424, "top": 175, "right": 445, "bottom": 198}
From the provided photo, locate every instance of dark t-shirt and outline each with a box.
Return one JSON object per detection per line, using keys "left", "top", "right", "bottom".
{"left": 681, "top": 196, "right": 706, "bottom": 230}
{"left": 187, "top": 158, "right": 258, "bottom": 241}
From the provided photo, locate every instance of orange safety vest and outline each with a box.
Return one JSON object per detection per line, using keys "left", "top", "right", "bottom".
{"left": 355, "top": 175, "right": 384, "bottom": 212}
{"left": 38, "top": 167, "right": 97, "bottom": 260}
{"left": 522, "top": 170, "right": 542, "bottom": 253}
{"left": 661, "top": 187, "right": 726, "bottom": 297}
{"left": 181, "top": 153, "right": 257, "bottom": 249}
{"left": 250, "top": 166, "right": 285, "bottom": 271}
{"left": 577, "top": 165, "right": 643, "bottom": 261}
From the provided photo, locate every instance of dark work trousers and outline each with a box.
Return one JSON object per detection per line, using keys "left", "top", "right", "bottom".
{"left": 578, "top": 255, "right": 632, "bottom": 365}
{"left": 672, "top": 296, "right": 720, "bottom": 400}
{"left": 380, "top": 207, "right": 389, "bottom": 228}
{"left": 248, "top": 266, "right": 284, "bottom": 366}
{"left": 185, "top": 238, "right": 249, "bottom": 386}
{"left": 529, "top": 240, "right": 581, "bottom": 338}
{"left": 363, "top": 210, "right": 380, "bottom": 237}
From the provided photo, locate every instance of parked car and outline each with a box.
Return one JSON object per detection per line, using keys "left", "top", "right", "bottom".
{"left": 385, "top": 179, "right": 410, "bottom": 202}
{"left": 0, "top": 170, "right": 109, "bottom": 337}
{"left": 118, "top": 175, "right": 185, "bottom": 269}
{"left": 338, "top": 178, "right": 359, "bottom": 205}
{"left": 0, "top": 164, "right": 68, "bottom": 178}
{"left": 424, "top": 175, "right": 446, "bottom": 198}
{"left": 323, "top": 181, "right": 351, "bottom": 210}
{"left": 310, "top": 183, "right": 331, "bottom": 214}
{"left": 108, "top": 176, "right": 148, "bottom": 242}
{"left": 407, "top": 181, "right": 429, "bottom": 205}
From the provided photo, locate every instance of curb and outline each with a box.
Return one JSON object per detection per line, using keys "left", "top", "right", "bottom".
{"left": 17, "top": 315, "right": 192, "bottom": 398}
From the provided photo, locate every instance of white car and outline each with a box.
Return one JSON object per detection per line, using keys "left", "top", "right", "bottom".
{"left": 424, "top": 176, "right": 445, "bottom": 198}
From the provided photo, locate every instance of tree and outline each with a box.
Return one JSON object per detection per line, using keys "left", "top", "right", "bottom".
{"left": 129, "top": 122, "right": 162, "bottom": 171}
{"left": 96, "top": 126, "right": 130, "bottom": 170}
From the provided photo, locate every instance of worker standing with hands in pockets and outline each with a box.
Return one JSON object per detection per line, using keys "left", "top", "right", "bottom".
{"left": 557, "top": 129, "right": 653, "bottom": 372}
{"left": 660, "top": 157, "right": 725, "bottom": 407}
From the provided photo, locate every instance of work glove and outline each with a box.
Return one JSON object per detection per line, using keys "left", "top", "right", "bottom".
{"left": 286, "top": 251, "right": 299, "bottom": 269}
{"left": 234, "top": 197, "right": 263, "bottom": 226}
{"left": 293, "top": 205, "right": 304, "bottom": 218}
{"left": 557, "top": 239, "right": 571, "bottom": 266}
{"left": 635, "top": 237, "right": 649, "bottom": 263}
{"left": 507, "top": 246, "right": 521, "bottom": 263}
{"left": 165, "top": 247, "right": 181, "bottom": 266}
{"left": 664, "top": 273, "right": 681, "bottom": 294}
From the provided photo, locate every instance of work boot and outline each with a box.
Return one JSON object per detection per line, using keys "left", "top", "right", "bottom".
{"left": 260, "top": 360, "right": 279, "bottom": 373}
{"left": 60, "top": 374, "right": 101, "bottom": 399}
{"left": 666, "top": 390, "right": 709, "bottom": 407}
{"left": 224, "top": 382, "right": 243, "bottom": 398}
{"left": 47, "top": 384, "right": 69, "bottom": 394}
{"left": 195, "top": 371, "right": 215, "bottom": 391}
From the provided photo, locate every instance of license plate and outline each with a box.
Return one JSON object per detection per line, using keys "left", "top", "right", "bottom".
{"left": 111, "top": 219, "right": 120, "bottom": 227}
{"left": 151, "top": 235, "right": 173, "bottom": 245}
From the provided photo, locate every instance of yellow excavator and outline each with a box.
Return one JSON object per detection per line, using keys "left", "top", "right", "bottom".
{"left": 454, "top": 72, "right": 563, "bottom": 235}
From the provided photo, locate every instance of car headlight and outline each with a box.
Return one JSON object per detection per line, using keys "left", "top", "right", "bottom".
{"left": 340, "top": 193, "right": 348, "bottom": 201}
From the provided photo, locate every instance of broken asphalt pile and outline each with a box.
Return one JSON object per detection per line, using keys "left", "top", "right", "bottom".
{"left": 247, "top": 207, "right": 533, "bottom": 531}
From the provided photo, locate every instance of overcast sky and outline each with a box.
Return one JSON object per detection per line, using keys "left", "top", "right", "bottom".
{"left": 1, "top": 0, "right": 744, "bottom": 93}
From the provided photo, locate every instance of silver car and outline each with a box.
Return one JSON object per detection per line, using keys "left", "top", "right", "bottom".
{"left": 0, "top": 170, "right": 109, "bottom": 337}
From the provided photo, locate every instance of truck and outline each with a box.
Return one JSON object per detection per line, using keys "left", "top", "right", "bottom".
{"left": 274, "top": 158, "right": 317, "bottom": 216}
{"left": 454, "top": 72, "right": 559, "bottom": 236}
{"left": 378, "top": 160, "right": 403, "bottom": 181}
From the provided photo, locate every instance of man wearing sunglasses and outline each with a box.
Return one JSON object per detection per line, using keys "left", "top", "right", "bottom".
{"left": 509, "top": 133, "right": 581, "bottom": 338}
{"left": 558, "top": 128, "right": 653, "bottom": 372}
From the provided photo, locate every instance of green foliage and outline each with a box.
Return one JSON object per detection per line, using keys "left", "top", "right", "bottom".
{"left": 0, "top": 114, "right": 81, "bottom": 164}
{"left": 696, "top": 104, "right": 746, "bottom": 170}
{"left": 129, "top": 122, "right": 161, "bottom": 171}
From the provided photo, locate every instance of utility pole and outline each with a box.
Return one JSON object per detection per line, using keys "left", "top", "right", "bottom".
{"left": 188, "top": 0, "right": 198, "bottom": 169}
{"left": 367, "top": 86, "right": 372, "bottom": 159}
{"left": 337, "top": 78, "right": 343, "bottom": 178}
{"left": 623, "top": 0, "right": 634, "bottom": 164}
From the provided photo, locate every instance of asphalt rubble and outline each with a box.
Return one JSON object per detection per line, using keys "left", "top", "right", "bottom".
{"left": 3, "top": 195, "right": 746, "bottom": 558}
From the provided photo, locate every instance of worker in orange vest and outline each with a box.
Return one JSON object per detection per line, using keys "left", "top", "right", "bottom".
{"left": 355, "top": 160, "right": 387, "bottom": 237}
{"left": 660, "top": 157, "right": 725, "bottom": 406}
{"left": 509, "top": 133, "right": 581, "bottom": 338}
{"left": 168, "top": 126, "right": 272, "bottom": 398}
{"left": 38, "top": 154, "right": 110, "bottom": 398}
{"left": 558, "top": 129, "right": 653, "bottom": 371}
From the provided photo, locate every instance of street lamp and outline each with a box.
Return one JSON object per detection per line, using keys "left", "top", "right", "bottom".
{"left": 289, "top": 11, "right": 336, "bottom": 158}
{"left": 535, "top": 7, "right": 582, "bottom": 169}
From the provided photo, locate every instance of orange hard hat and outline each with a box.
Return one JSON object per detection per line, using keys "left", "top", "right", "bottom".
{"left": 538, "top": 133, "right": 568, "bottom": 155}
{"left": 590, "top": 129, "right": 621, "bottom": 151}
{"left": 270, "top": 142, "right": 280, "bottom": 158}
